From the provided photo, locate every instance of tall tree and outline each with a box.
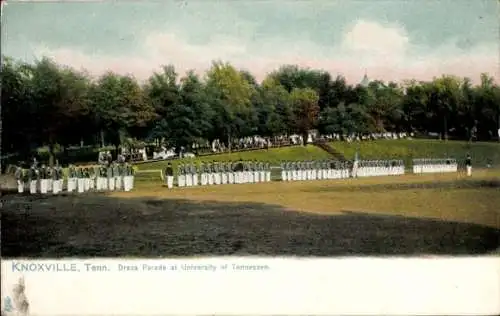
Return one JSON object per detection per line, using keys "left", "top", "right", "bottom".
{"left": 205, "top": 61, "right": 253, "bottom": 150}
{"left": 289, "top": 87, "right": 320, "bottom": 144}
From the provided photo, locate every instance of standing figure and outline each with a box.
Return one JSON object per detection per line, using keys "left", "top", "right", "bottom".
{"left": 39, "top": 165, "right": 48, "bottom": 194}
{"left": 208, "top": 162, "right": 214, "bottom": 185}
{"left": 165, "top": 162, "right": 174, "bottom": 189}
{"left": 15, "top": 165, "right": 24, "bottom": 193}
{"left": 226, "top": 162, "right": 233, "bottom": 184}
{"left": 75, "top": 167, "right": 83, "bottom": 193}
{"left": 192, "top": 163, "right": 199, "bottom": 186}
{"left": 46, "top": 165, "right": 53, "bottom": 193}
{"left": 56, "top": 162, "right": 64, "bottom": 193}
{"left": 100, "top": 164, "right": 108, "bottom": 191}
{"left": 465, "top": 154, "right": 472, "bottom": 177}
{"left": 52, "top": 163, "right": 59, "bottom": 194}
{"left": 123, "top": 163, "right": 130, "bottom": 191}
{"left": 285, "top": 161, "right": 291, "bottom": 181}
{"left": 252, "top": 160, "right": 259, "bottom": 183}
{"left": 113, "top": 163, "right": 121, "bottom": 191}
{"left": 29, "top": 165, "right": 39, "bottom": 194}
{"left": 259, "top": 160, "right": 265, "bottom": 182}
{"left": 200, "top": 162, "right": 207, "bottom": 186}
{"left": 280, "top": 161, "right": 287, "bottom": 182}
{"left": 220, "top": 162, "right": 227, "bottom": 184}
{"left": 67, "top": 165, "right": 75, "bottom": 192}
{"left": 178, "top": 163, "right": 185, "bottom": 187}
{"left": 107, "top": 164, "right": 115, "bottom": 191}
{"left": 265, "top": 161, "right": 271, "bottom": 182}
{"left": 185, "top": 162, "right": 193, "bottom": 187}
{"left": 233, "top": 159, "right": 244, "bottom": 184}
{"left": 216, "top": 162, "right": 223, "bottom": 185}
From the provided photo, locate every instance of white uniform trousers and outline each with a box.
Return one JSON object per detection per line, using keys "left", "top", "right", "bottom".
{"left": 40, "top": 179, "right": 48, "bottom": 194}
{"left": 266, "top": 171, "right": 271, "bottom": 182}
{"left": 30, "top": 180, "right": 37, "bottom": 194}
{"left": 186, "top": 174, "right": 193, "bottom": 187}
{"left": 208, "top": 173, "right": 214, "bottom": 185}
{"left": 253, "top": 171, "right": 259, "bottom": 183}
{"left": 178, "top": 175, "right": 186, "bottom": 187}
{"left": 166, "top": 176, "right": 174, "bottom": 189}
{"left": 193, "top": 174, "right": 199, "bottom": 186}
{"left": 215, "top": 173, "right": 221, "bottom": 185}
{"left": 287, "top": 171, "right": 292, "bottom": 181}
{"left": 47, "top": 179, "right": 53, "bottom": 192}
{"left": 222, "top": 173, "right": 228, "bottom": 184}
{"left": 228, "top": 172, "right": 234, "bottom": 184}
{"left": 76, "top": 178, "right": 84, "bottom": 193}
{"left": 201, "top": 173, "right": 207, "bottom": 185}
{"left": 52, "top": 179, "right": 59, "bottom": 194}
{"left": 281, "top": 171, "right": 287, "bottom": 181}
{"left": 102, "top": 177, "right": 109, "bottom": 191}
{"left": 17, "top": 180, "right": 24, "bottom": 193}
{"left": 466, "top": 166, "right": 472, "bottom": 176}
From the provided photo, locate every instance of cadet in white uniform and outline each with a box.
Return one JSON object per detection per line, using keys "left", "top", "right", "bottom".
{"left": 208, "top": 162, "right": 214, "bottom": 185}
{"left": 164, "top": 163, "right": 174, "bottom": 189}
{"left": 234, "top": 160, "right": 242, "bottom": 184}
{"left": 227, "top": 162, "right": 234, "bottom": 184}
{"left": 39, "top": 165, "right": 48, "bottom": 194}
{"left": 51, "top": 164, "right": 59, "bottom": 194}
{"left": 185, "top": 163, "right": 193, "bottom": 187}
{"left": 265, "top": 162, "right": 271, "bottom": 182}
{"left": 45, "top": 166, "right": 53, "bottom": 193}
{"left": 192, "top": 163, "right": 199, "bottom": 186}
{"left": 67, "top": 165, "right": 75, "bottom": 192}
{"left": 200, "top": 162, "right": 207, "bottom": 185}
{"left": 15, "top": 166, "right": 24, "bottom": 193}
{"left": 177, "top": 164, "right": 185, "bottom": 187}
{"left": 280, "top": 161, "right": 287, "bottom": 181}
{"left": 101, "top": 165, "right": 109, "bottom": 191}
{"left": 465, "top": 154, "right": 472, "bottom": 176}
{"left": 29, "top": 166, "right": 38, "bottom": 194}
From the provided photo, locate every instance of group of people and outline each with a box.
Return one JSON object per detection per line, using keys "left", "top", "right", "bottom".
{"left": 14, "top": 160, "right": 135, "bottom": 194}
{"left": 280, "top": 160, "right": 352, "bottom": 181}
{"left": 163, "top": 160, "right": 272, "bottom": 188}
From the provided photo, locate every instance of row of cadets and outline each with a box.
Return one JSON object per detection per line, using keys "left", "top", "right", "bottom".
{"left": 164, "top": 160, "right": 273, "bottom": 189}
{"left": 281, "top": 160, "right": 351, "bottom": 181}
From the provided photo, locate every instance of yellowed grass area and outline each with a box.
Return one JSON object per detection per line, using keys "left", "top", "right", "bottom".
{"left": 108, "top": 169, "right": 500, "bottom": 229}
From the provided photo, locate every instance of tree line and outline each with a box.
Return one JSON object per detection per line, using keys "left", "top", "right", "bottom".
{"left": 1, "top": 56, "right": 500, "bottom": 167}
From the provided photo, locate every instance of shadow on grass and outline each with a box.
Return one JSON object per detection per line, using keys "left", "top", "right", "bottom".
{"left": 306, "top": 178, "right": 500, "bottom": 193}
{"left": 1, "top": 193, "right": 499, "bottom": 258}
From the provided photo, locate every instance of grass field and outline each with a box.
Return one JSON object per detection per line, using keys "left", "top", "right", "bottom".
{"left": 136, "top": 139, "right": 500, "bottom": 173}
{"left": 2, "top": 169, "right": 499, "bottom": 258}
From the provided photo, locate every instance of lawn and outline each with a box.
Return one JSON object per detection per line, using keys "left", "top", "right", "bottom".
{"left": 328, "top": 139, "right": 500, "bottom": 168}
{"left": 136, "top": 144, "right": 330, "bottom": 171}
{"left": 2, "top": 169, "right": 499, "bottom": 258}
{"left": 135, "top": 139, "right": 500, "bottom": 174}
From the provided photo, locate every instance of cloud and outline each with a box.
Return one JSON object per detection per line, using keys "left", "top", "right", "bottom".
{"left": 33, "top": 20, "right": 499, "bottom": 84}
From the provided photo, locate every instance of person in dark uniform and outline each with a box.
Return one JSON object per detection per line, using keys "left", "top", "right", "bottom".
{"left": 164, "top": 162, "right": 174, "bottom": 189}
{"left": 465, "top": 154, "right": 472, "bottom": 177}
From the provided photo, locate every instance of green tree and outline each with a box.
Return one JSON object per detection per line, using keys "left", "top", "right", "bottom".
{"left": 289, "top": 87, "right": 320, "bottom": 144}
{"left": 205, "top": 61, "right": 253, "bottom": 150}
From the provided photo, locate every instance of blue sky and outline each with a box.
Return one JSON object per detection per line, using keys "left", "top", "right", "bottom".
{"left": 2, "top": 0, "right": 498, "bottom": 83}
